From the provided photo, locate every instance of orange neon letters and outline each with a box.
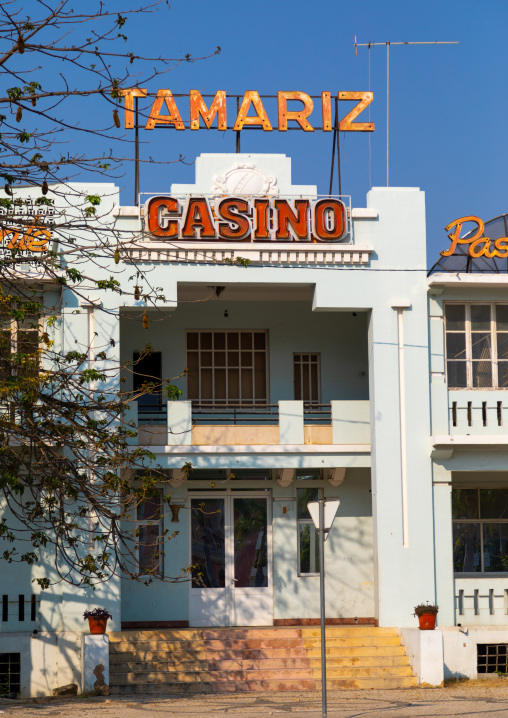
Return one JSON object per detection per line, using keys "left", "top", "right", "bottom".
{"left": 190, "top": 90, "right": 227, "bottom": 130}
{"left": 441, "top": 216, "right": 508, "bottom": 259}
{"left": 277, "top": 92, "right": 314, "bottom": 132}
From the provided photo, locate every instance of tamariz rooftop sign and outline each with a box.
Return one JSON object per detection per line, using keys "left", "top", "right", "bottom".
{"left": 119, "top": 90, "right": 375, "bottom": 132}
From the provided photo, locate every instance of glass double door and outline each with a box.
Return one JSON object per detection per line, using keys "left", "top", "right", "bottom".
{"left": 189, "top": 493, "right": 272, "bottom": 626}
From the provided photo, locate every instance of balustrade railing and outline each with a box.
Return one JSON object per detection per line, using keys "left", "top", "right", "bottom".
{"left": 191, "top": 402, "right": 279, "bottom": 425}
{"left": 303, "top": 402, "right": 332, "bottom": 424}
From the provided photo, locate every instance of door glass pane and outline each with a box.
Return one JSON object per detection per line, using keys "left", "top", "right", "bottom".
{"left": 480, "top": 489, "right": 508, "bottom": 519}
{"left": 299, "top": 523, "right": 320, "bottom": 574}
{"left": 472, "top": 360, "right": 492, "bottom": 388}
{"left": 499, "top": 362, "right": 508, "bottom": 388}
{"left": 471, "top": 305, "right": 491, "bottom": 331}
{"left": 446, "top": 333, "right": 466, "bottom": 359}
{"left": 483, "top": 524, "right": 508, "bottom": 572}
{"left": 471, "top": 333, "right": 491, "bottom": 359}
{"left": 447, "top": 361, "right": 467, "bottom": 388}
{"left": 297, "top": 487, "right": 319, "bottom": 518}
{"left": 498, "top": 334, "right": 508, "bottom": 360}
{"left": 452, "top": 489, "right": 479, "bottom": 519}
{"left": 496, "top": 305, "right": 508, "bottom": 331}
{"left": 191, "top": 499, "right": 225, "bottom": 588}
{"left": 445, "top": 304, "right": 466, "bottom": 331}
{"left": 233, "top": 498, "right": 268, "bottom": 588}
{"left": 453, "top": 523, "right": 481, "bottom": 572}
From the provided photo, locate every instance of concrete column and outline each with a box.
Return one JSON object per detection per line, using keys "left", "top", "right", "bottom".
{"left": 433, "top": 465, "right": 455, "bottom": 626}
{"left": 279, "top": 400, "right": 304, "bottom": 444}
{"left": 167, "top": 400, "right": 192, "bottom": 446}
{"left": 81, "top": 634, "right": 109, "bottom": 694}
{"left": 368, "top": 299, "right": 436, "bottom": 627}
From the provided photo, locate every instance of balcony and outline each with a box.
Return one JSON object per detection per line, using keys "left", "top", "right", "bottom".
{"left": 455, "top": 578, "right": 508, "bottom": 626}
{"left": 125, "top": 399, "right": 370, "bottom": 448}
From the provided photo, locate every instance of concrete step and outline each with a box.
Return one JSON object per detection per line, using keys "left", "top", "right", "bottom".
{"left": 109, "top": 640, "right": 204, "bottom": 653}
{"left": 303, "top": 636, "right": 402, "bottom": 648}
{"left": 208, "top": 657, "right": 311, "bottom": 671}
{"left": 308, "top": 655, "right": 410, "bottom": 668}
{"left": 318, "top": 676, "right": 418, "bottom": 690}
{"left": 210, "top": 679, "right": 317, "bottom": 693}
{"left": 306, "top": 645, "right": 406, "bottom": 657}
{"left": 110, "top": 660, "right": 209, "bottom": 672}
{"left": 110, "top": 650, "right": 208, "bottom": 663}
{"left": 203, "top": 628, "right": 301, "bottom": 640}
{"left": 301, "top": 627, "right": 396, "bottom": 637}
{"left": 110, "top": 671, "right": 212, "bottom": 684}
{"left": 313, "top": 666, "right": 415, "bottom": 678}
{"left": 111, "top": 668, "right": 315, "bottom": 683}
{"left": 206, "top": 647, "right": 308, "bottom": 659}
{"left": 109, "top": 683, "right": 212, "bottom": 695}
{"left": 203, "top": 638, "right": 304, "bottom": 650}
{"left": 109, "top": 629, "right": 202, "bottom": 643}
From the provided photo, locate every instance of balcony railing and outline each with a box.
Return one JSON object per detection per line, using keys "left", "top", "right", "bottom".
{"left": 191, "top": 403, "right": 279, "bottom": 425}
{"left": 455, "top": 578, "right": 508, "bottom": 626}
{"left": 449, "top": 397, "right": 508, "bottom": 435}
{"left": 138, "top": 403, "right": 167, "bottom": 425}
{"left": 125, "top": 399, "right": 370, "bottom": 447}
{"left": 304, "top": 402, "right": 332, "bottom": 424}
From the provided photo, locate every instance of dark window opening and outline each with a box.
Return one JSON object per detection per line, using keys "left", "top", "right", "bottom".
{"left": 0, "top": 653, "right": 21, "bottom": 697}
{"left": 133, "top": 351, "right": 162, "bottom": 412}
{"left": 477, "top": 644, "right": 508, "bottom": 674}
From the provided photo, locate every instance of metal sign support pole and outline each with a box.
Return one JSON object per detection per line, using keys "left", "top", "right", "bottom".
{"left": 319, "top": 491, "right": 327, "bottom": 718}
{"left": 134, "top": 97, "right": 140, "bottom": 206}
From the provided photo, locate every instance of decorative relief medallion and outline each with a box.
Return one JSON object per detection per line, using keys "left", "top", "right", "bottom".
{"left": 212, "top": 163, "right": 279, "bottom": 197}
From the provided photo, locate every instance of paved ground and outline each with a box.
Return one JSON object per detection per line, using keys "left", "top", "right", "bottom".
{"left": 3, "top": 682, "right": 508, "bottom": 718}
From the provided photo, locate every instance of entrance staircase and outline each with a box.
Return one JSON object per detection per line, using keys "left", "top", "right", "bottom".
{"left": 109, "top": 626, "right": 417, "bottom": 694}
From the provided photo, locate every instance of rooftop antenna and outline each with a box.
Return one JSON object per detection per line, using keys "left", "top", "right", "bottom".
{"left": 354, "top": 37, "right": 459, "bottom": 187}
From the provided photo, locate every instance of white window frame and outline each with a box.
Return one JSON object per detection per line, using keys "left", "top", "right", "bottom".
{"left": 293, "top": 352, "right": 321, "bottom": 403}
{"left": 296, "top": 487, "right": 320, "bottom": 577}
{"left": 186, "top": 330, "right": 269, "bottom": 405}
{"left": 444, "top": 302, "right": 508, "bottom": 389}
{"left": 452, "top": 487, "right": 508, "bottom": 575}
{"left": 136, "top": 491, "right": 164, "bottom": 576}
{"left": 0, "top": 303, "right": 41, "bottom": 378}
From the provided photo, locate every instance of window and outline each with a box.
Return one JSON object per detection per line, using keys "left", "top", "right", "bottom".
{"left": 133, "top": 351, "right": 162, "bottom": 416}
{"left": 294, "top": 354, "right": 320, "bottom": 402}
{"left": 444, "top": 303, "right": 508, "bottom": 388}
{"left": 186, "top": 331, "right": 268, "bottom": 405}
{"left": 0, "top": 305, "right": 40, "bottom": 379}
{"left": 297, "top": 487, "right": 320, "bottom": 575}
{"left": 452, "top": 488, "right": 508, "bottom": 573}
{"left": 136, "top": 492, "right": 163, "bottom": 575}
{"left": 0, "top": 653, "right": 20, "bottom": 697}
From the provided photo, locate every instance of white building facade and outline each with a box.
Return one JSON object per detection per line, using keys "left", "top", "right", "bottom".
{"left": 0, "top": 153, "right": 507, "bottom": 694}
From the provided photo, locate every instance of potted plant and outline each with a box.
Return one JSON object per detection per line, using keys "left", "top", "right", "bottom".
{"left": 83, "top": 607, "right": 113, "bottom": 634}
{"left": 414, "top": 603, "right": 439, "bottom": 630}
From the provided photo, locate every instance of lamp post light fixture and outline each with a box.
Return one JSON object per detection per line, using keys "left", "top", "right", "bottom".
{"left": 307, "top": 494, "right": 340, "bottom": 718}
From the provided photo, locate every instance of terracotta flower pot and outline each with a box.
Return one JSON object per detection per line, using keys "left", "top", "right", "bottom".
{"left": 418, "top": 613, "right": 437, "bottom": 630}
{"left": 88, "top": 617, "right": 108, "bottom": 634}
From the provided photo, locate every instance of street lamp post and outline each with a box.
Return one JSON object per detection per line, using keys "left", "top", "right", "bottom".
{"left": 307, "top": 494, "right": 340, "bottom": 718}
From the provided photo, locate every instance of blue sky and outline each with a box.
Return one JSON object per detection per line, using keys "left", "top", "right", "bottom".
{"left": 32, "top": 0, "right": 508, "bottom": 266}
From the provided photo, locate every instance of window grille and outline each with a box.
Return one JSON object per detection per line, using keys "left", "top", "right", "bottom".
{"left": 0, "top": 653, "right": 21, "bottom": 697}
{"left": 0, "top": 306, "right": 40, "bottom": 380}
{"left": 444, "top": 303, "right": 508, "bottom": 389}
{"left": 136, "top": 492, "right": 163, "bottom": 576}
{"left": 297, "top": 487, "right": 320, "bottom": 576}
{"left": 477, "top": 644, "right": 508, "bottom": 674}
{"left": 452, "top": 488, "right": 508, "bottom": 573}
{"left": 294, "top": 353, "right": 321, "bottom": 402}
{"left": 186, "top": 331, "right": 268, "bottom": 405}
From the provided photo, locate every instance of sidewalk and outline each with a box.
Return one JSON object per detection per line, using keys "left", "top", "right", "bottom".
{"left": 3, "top": 683, "right": 508, "bottom": 718}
